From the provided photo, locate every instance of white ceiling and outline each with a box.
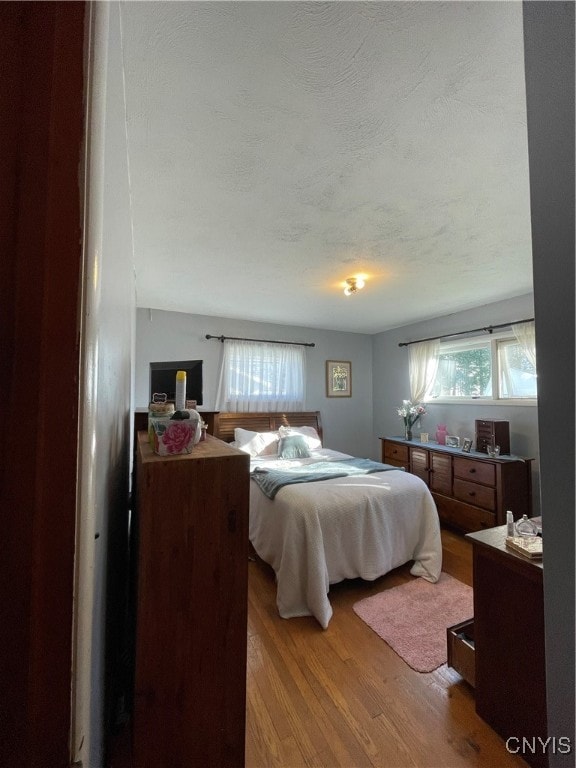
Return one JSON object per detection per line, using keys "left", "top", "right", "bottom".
{"left": 119, "top": 1, "right": 533, "bottom": 334}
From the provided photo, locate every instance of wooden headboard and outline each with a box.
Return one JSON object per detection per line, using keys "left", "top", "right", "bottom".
{"left": 213, "top": 411, "right": 322, "bottom": 444}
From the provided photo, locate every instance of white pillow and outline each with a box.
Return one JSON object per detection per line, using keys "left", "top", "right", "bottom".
{"left": 234, "top": 428, "right": 279, "bottom": 457}
{"left": 278, "top": 425, "right": 322, "bottom": 450}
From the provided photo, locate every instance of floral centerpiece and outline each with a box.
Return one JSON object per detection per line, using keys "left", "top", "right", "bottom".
{"left": 397, "top": 400, "right": 427, "bottom": 441}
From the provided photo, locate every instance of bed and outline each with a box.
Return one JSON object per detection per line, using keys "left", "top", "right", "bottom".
{"left": 213, "top": 411, "right": 442, "bottom": 629}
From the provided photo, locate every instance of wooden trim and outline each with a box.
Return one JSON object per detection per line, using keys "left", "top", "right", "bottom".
{"left": 0, "top": 4, "right": 85, "bottom": 766}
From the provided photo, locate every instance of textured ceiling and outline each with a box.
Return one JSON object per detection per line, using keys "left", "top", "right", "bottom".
{"left": 119, "top": 1, "right": 532, "bottom": 334}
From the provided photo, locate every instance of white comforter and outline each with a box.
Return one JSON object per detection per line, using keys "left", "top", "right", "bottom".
{"left": 249, "top": 449, "right": 442, "bottom": 629}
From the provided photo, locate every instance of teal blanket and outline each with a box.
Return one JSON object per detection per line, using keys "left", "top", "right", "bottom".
{"left": 251, "top": 458, "right": 401, "bottom": 499}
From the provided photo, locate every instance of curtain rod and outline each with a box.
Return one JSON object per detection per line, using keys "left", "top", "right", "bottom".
{"left": 398, "top": 318, "right": 534, "bottom": 348}
{"left": 206, "top": 334, "right": 315, "bottom": 348}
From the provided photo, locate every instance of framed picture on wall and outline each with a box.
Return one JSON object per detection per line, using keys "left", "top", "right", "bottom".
{"left": 326, "top": 360, "right": 351, "bottom": 397}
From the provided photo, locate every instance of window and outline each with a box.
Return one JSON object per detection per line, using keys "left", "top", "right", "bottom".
{"left": 498, "top": 338, "right": 537, "bottom": 398}
{"left": 216, "top": 339, "right": 305, "bottom": 412}
{"left": 427, "top": 332, "right": 537, "bottom": 402}
{"left": 430, "top": 338, "right": 492, "bottom": 399}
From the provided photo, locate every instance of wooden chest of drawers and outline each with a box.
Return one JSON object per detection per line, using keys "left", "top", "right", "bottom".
{"left": 467, "top": 527, "right": 547, "bottom": 768}
{"left": 133, "top": 433, "right": 250, "bottom": 767}
{"left": 475, "top": 419, "right": 510, "bottom": 455}
{"left": 381, "top": 437, "right": 533, "bottom": 532}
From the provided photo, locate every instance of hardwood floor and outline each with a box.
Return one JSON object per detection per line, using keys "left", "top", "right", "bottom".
{"left": 245, "top": 527, "right": 528, "bottom": 768}
{"left": 110, "top": 527, "right": 529, "bottom": 768}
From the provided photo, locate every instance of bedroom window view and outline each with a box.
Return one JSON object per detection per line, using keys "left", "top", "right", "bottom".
{"left": 498, "top": 338, "right": 538, "bottom": 398}
{"left": 216, "top": 338, "right": 305, "bottom": 411}
{"left": 428, "top": 332, "right": 537, "bottom": 401}
{"left": 430, "top": 339, "right": 492, "bottom": 399}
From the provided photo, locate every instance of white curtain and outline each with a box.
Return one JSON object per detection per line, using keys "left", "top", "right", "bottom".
{"left": 409, "top": 339, "right": 440, "bottom": 402}
{"left": 512, "top": 321, "right": 537, "bottom": 369}
{"left": 215, "top": 338, "right": 305, "bottom": 412}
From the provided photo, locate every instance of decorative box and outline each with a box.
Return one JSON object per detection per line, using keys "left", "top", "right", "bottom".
{"left": 475, "top": 419, "right": 510, "bottom": 455}
{"left": 149, "top": 411, "right": 201, "bottom": 456}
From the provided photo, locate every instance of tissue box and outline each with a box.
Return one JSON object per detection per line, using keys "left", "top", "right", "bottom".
{"left": 149, "top": 412, "right": 201, "bottom": 455}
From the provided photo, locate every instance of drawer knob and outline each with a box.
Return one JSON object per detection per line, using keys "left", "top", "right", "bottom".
{"left": 469, "top": 468, "right": 476, "bottom": 474}
{"left": 469, "top": 491, "right": 476, "bottom": 497}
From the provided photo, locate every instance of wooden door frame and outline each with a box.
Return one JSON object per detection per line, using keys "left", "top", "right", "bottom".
{"left": 0, "top": 3, "right": 86, "bottom": 766}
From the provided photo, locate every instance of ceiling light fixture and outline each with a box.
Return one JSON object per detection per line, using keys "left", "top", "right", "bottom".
{"left": 343, "top": 277, "right": 365, "bottom": 296}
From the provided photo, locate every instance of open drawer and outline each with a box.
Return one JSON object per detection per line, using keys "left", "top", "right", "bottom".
{"left": 447, "top": 619, "right": 475, "bottom": 687}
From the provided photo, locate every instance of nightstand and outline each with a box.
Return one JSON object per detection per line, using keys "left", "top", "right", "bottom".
{"left": 466, "top": 525, "right": 547, "bottom": 768}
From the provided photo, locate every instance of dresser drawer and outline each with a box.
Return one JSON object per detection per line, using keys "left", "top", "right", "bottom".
{"left": 447, "top": 619, "right": 475, "bottom": 687}
{"left": 453, "top": 457, "right": 495, "bottom": 487}
{"left": 434, "top": 493, "right": 496, "bottom": 532}
{"left": 453, "top": 478, "right": 496, "bottom": 511}
{"left": 384, "top": 442, "right": 409, "bottom": 465}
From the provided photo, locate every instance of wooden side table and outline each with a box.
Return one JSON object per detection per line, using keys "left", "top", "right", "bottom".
{"left": 467, "top": 525, "right": 547, "bottom": 768}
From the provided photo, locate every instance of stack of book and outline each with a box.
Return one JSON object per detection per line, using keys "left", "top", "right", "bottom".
{"left": 505, "top": 535, "right": 543, "bottom": 559}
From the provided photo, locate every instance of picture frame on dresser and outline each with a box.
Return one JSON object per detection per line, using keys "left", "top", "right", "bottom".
{"left": 462, "top": 438, "right": 473, "bottom": 453}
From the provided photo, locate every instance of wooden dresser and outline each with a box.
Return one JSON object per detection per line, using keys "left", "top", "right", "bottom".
{"left": 381, "top": 437, "right": 533, "bottom": 532}
{"left": 133, "top": 432, "right": 250, "bottom": 768}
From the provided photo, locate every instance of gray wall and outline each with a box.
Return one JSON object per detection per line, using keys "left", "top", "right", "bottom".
{"left": 372, "top": 293, "right": 540, "bottom": 513}
{"left": 136, "top": 308, "right": 373, "bottom": 458}
{"left": 74, "top": 5, "right": 136, "bottom": 766}
{"left": 523, "top": 2, "right": 575, "bottom": 760}
{"left": 136, "top": 296, "right": 540, "bottom": 511}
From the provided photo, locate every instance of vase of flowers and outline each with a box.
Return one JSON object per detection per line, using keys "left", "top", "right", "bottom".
{"left": 397, "top": 400, "right": 427, "bottom": 441}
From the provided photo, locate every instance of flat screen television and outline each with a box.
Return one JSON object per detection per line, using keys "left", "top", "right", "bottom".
{"left": 149, "top": 360, "right": 203, "bottom": 406}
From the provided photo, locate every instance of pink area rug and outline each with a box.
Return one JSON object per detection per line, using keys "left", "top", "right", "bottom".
{"left": 353, "top": 573, "right": 473, "bottom": 673}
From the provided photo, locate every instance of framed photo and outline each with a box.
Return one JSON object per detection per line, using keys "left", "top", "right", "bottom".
{"left": 462, "top": 438, "right": 473, "bottom": 453}
{"left": 446, "top": 435, "right": 460, "bottom": 448}
{"left": 326, "top": 360, "right": 351, "bottom": 397}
